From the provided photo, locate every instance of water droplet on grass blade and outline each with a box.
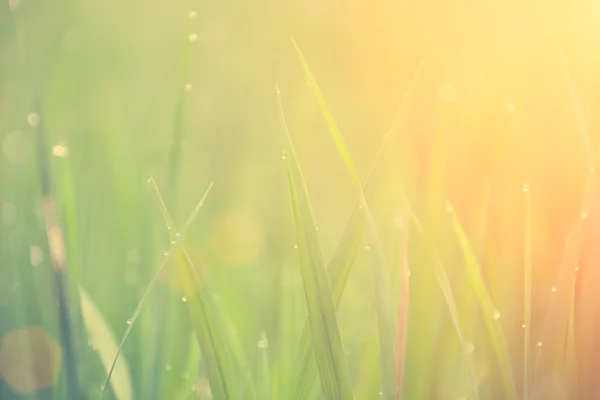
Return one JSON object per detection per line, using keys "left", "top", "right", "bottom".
{"left": 188, "top": 11, "right": 197, "bottom": 19}
{"left": 27, "top": 113, "right": 40, "bottom": 127}
{"left": 493, "top": 309, "right": 501, "bottom": 320}
{"left": 189, "top": 33, "right": 198, "bottom": 42}
{"left": 126, "top": 319, "right": 132, "bottom": 325}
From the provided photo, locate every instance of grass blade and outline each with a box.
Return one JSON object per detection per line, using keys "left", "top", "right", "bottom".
{"left": 523, "top": 183, "right": 532, "bottom": 400}
{"left": 277, "top": 86, "right": 354, "bottom": 400}
{"left": 447, "top": 202, "right": 517, "bottom": 399}
{"left": 256, "top": 331, "right": 272, "bottom": 400}
{"left": 291, "top": 58, "right": 423, "bottom": 400}
{"left": 395, "top": 217, "right": 410, "bottom": 398}
{"left": 291, "top": 38, "right": 423, "bottom": 399}
{"left": 149, "top": 182, "right": 241, "bottom": 400}
{"left": 79, "top": 287, "right": 133, "bottom": 400}
{"left": 435, "top": 262, "right": 479, "bottom": 400}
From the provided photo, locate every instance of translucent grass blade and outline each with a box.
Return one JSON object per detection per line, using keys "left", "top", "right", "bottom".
{"left": 395, "top": 218, "right": 410, "bottom": 398}
{"left": 291, "top": 38, "right": 424, "bottom": 399}
{"left": 447, "top": 202, "right": 517, "bottom": 399}
{"left": 102, "top": 182, "right": 214, "bottom": 398}
{"left": 256, "top": 331, "right": 272, "bottom": 400}
{"left": 435, "top": 262, "right": 479, "bottom": 400}
{"left": 149, "top": 182, "right": 241, "bottom": 400}
{"left": 292, "top": 72, "right": 420, "bottom": 397}
{"left": 80, "top": 287, "right": 133, "bottom": 400}
{"left": 523, "top": 183, "right": 532, "bottom": 400}
{"left": 277, "top": 86, "right": 354, "bottom": 400}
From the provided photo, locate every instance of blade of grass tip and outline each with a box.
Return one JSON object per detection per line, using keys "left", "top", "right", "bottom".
{"left": 80, "top": 287, "right": 133, "bottom": 400}
{"left": 435, "top": 261, "right": 479, "bottom": 400}
{"left": 150, "top": 182, "right": 241, "bottom": 400}
{"left": 102, "top": 180, "right": 214, "bottom": 398}
{"left": 277, "top": 86, "right": 354, "bottom": 400}
{"left": 292, "top": 62, "right": 423, "bottom": 400}
{"left": 150, "top": 13, "right": 197, "bottom": 396}
{"left": 446, "top": 201, "right": 517, "bottom": 400}
{"left": 291, "top": 38, "right": 410, "bottom": 399}
{"left": 523, "top": 183, "right": 532, "bottom": 400}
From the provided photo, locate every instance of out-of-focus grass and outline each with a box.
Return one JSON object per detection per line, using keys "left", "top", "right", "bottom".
{"left": 3, "top": 1, "right": 600, "bottom": 399}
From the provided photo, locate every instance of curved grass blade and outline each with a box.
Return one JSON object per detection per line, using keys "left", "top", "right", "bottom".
{"left": 79, "top": 287, "right": 133, "bottom": 400}
{"left": 435, "top": 262, "right": 479, "bottom": 400}
{"left": 292, "top": 59, "right": 423, "bottom": 400}
{"left": 291, "top": 38, "right": 423, "bottom": 399}
{"left": 149, "top": 182, "right": 242, "bottom": 400}
{"left": 277, "top": 86, "right": 354, "bottom": 400}
{"left": 447, "top": 202, "right": 517, "bottom": 400}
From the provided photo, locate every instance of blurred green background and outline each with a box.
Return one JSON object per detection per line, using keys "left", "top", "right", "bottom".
{"left": 3, "top": 0, "right": 600, "bottom": 399}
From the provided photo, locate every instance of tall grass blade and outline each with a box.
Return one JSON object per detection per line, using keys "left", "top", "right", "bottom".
{"left": 523, "top": 184, "right": 532, "bottom": 400}
{"left": 80, "top": 287, "right": 133, "bottom": 400}
{"left": 149, "top": 182, "right": 242, "bottom": 400}
{"left": 291, "top": 38, "right": 423, "bottom": 399}
{"left": 291, "top": 58, "right": 423, "bottom": 400}
{"left": 276, "top": 86, "right": 354, "bottom": 400}
{"left": 447, "top": 202, "right": 517, "bottom": 399}
{"left": 435, "top": 261, "right": 479, "bottom": 400}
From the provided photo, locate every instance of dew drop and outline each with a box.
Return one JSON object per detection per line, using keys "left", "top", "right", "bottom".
{"left": 188, "top": 11, "right": 197, "bottom": 20}
{"left": 257, "top": 331, "right": 269, "bottom": 349}
{"left": 522, "top": 183, "right": 530, "bottom": 193}
{"left": 581, "top": 211, "right": 589, "bottom": 220}
{"left": 536, "top": 341, "right": 543, "bottom": 347}
{"left": 281, "top": 150, "right": 286, "bottom": 160}
{"left": 52, "top": 144, "right": 69, "bottom": 158}
{"left": 492, "top": 309, "right": 501, "bottom": 320}
{"left": 189, "top": 33, "right": 198, "bottom": 42}
{"left": 293, "top": 244, "right": 298, "bottom": 249}
{"left": 522, "top": 324, "right": 526, "bottom": 329}
{"left": 126, "top": 319, "right": 132, "bottom": 325}
{"left": 27, "top": 113, "right": 40, "bottom": 127}
{"left": 446, "top": 201, "right": 453, "bottom": 213}
{"left": 365, "top": 244, "right": 371, "bottom": 250}
{"left": 181, "top": 296, "right": 188, "bottom": 302}
{"left": 551, "top": 286, "right": 557, "bottom": 293}
{"left": 184, "top": 83, "right": 193, "bottom": 92}
{"left": 575, "top": 266, "right": 580, "bottom": 272}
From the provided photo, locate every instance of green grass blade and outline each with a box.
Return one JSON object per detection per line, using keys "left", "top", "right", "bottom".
{"left": 447, "top": 202, "right": 517, "bottom": 399}
{"left": 435, "top": 262, "right": 479, "bottom": 400}
{"left": 80, "top": 287, "right": 133, "bottom": 400}
{"left": 523, "top": 183, "right": 532, "bottom": 400}
{"left": 291, "top": 39, "right": 424, "bottom": 399}
{"left": 292, "top": 196, "right": 364, "bottom": 399}
{"left": 256, "top": 331, "right": 272, "bottom": 400}
{"left": 277, "top": 86, "right": 354, "bottom": 400}
{"left": 150, "top": 182, "right": 241, "bottom": 400}
{"left": 292, "top": 56, "right": 424, "bottom": 399}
